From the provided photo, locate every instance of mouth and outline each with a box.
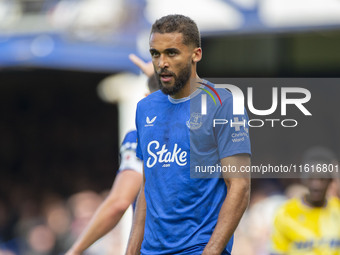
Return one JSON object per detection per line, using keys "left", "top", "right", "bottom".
{"left": 159, "top": 72, "right": 174, "bottom": 83}
{"left": 309, "top": 189, "right": 324, "bottom": 199}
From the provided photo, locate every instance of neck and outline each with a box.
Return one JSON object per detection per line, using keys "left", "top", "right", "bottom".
{"left": 170, "top": 73, "right": 201, "bottom": 99}
{"left": 304, "top": 194, "right": 327, "bottom": 207}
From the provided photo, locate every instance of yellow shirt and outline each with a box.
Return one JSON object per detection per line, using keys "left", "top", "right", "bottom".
{"left": 271, "top": 197, "right": 340, "bottom": 255}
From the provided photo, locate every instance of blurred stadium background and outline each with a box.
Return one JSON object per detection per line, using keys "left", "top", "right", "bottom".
{"left": 1, "top": 0, "right": 340, "bottom": 254}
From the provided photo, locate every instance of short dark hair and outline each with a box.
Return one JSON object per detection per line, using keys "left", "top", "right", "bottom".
{"left": 301, "top": 146, "right": 338, "bottom": 178}
{"left": 151, "top": 14, "right": 201, "bottom": 48}
{"left": 147, "top": 74, "right": 159, "bottom": 93}
{"left": 302, "top": 146, "right": 337, "bottom": 166}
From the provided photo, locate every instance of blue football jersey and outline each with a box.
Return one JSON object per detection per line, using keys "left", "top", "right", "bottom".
{"left": 135, "top": 80, "right": 251, "bottom": 255}
{"left": 118, "top": 130, "right": 143, "bottom": 174}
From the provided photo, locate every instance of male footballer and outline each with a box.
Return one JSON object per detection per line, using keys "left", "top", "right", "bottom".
{"left": 125, "top": 14, "right": 251, "bottom": 255}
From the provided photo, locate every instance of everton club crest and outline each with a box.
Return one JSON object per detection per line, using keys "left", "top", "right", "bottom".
{"left": 186, "top": 112, "right": 202, "bottom": 130}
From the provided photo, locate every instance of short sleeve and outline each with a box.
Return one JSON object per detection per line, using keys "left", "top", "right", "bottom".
{"left": 118, "top": 131, "right": 143, "bottom": 174}
{"left": 214, "top": 94, "right": 251, "bottom": 160}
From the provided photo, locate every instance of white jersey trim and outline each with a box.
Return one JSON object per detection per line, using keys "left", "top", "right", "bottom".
{"left": 167, "top": 82, "right": 205, "bottom": 104}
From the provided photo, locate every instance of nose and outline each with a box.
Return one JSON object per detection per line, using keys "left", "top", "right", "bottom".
{"left": 158, "top": 54, "right": 169, "bottom": 69}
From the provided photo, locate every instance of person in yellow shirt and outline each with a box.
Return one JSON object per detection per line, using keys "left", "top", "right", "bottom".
{"left": 271, "top": 147, "right": 340, "bottom": 255}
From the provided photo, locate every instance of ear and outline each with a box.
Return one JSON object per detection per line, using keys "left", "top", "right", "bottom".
{"left": 192, "top": 47, "right": 202, "bottom": 63}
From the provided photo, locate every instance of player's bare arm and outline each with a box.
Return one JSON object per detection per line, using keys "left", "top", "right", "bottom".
{"left": 66, "top": 170, "right": 142, "bottom": 255}
{"left": 125, "top": 168, "right": 146, "bottom": 255}
{"left": 202, "top": 154, "right": 251, "bottom": 255}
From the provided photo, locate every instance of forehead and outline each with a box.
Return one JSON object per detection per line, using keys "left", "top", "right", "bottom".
{"left": 304, "top": 177, "right": 331, "bottom": 185}
{"left": 149, "top": 32, "right": 187, "bottom": 50}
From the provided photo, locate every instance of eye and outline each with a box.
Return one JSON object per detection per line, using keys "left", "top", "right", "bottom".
{"left": 151, "top": 51, "right": 160, "bottom": 58}
{"left": 168, "top": 51, "right": 177, "bottom": 57}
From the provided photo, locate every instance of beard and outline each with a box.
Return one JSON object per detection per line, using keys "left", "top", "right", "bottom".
{"left": 156, "top": 62, "right": 192, "bottom": 96}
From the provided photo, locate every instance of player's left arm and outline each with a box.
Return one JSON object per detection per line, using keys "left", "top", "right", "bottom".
{"left": 202, "top": 154, "right": 251, "bottom": 255}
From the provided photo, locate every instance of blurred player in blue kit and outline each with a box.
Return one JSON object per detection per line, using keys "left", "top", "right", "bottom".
{"left": 66, "top": 57, "right": 158, "bottom": 255}
{"left": 125, "top": 14, "right": 251, "bottom": 255}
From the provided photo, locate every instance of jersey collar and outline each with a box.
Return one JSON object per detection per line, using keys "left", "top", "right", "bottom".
{"left": 167, "top": 81, "right": 206, "bottom": 104}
